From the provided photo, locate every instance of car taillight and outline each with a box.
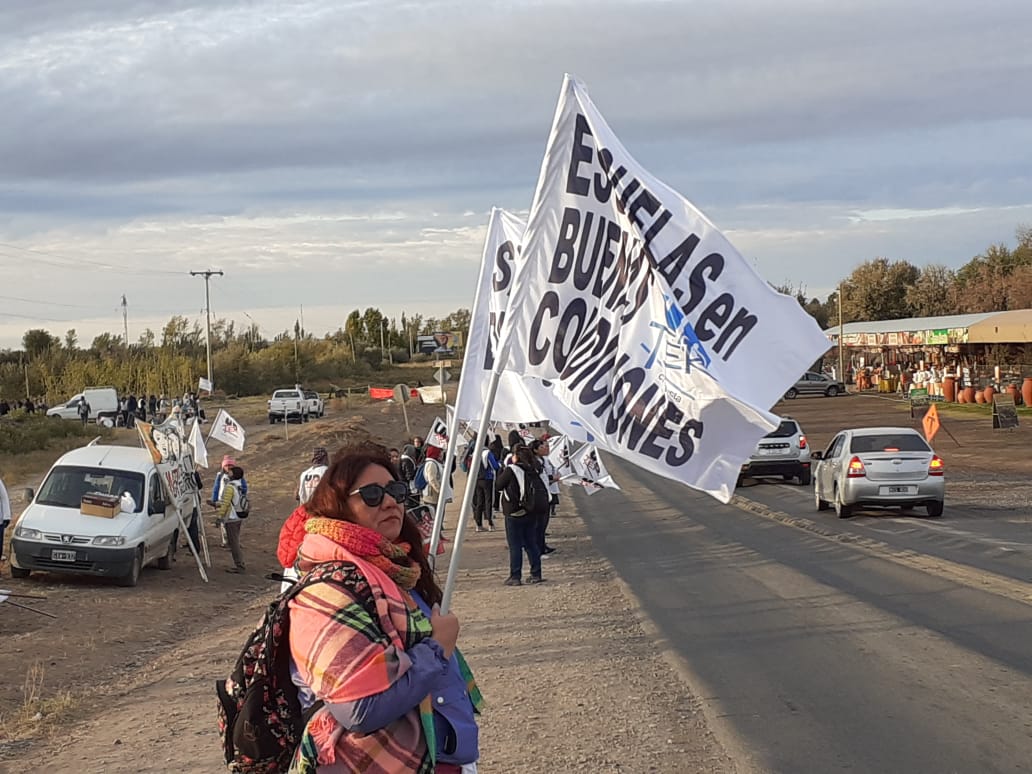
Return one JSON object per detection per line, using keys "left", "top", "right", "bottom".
{"left": 846, "top": 456, "right": 866, "bottom": 478}
{"left": 928, "top": 455, "right": 945, "bottom": 476}
{"left": 798, "top": 435, "right": 807, "bottom": 449}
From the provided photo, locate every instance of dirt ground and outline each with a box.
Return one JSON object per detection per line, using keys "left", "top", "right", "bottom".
{"left": 0, "top": 388, "right": 1026, "bottom": 773}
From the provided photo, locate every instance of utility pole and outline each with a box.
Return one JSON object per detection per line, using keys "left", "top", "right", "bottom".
{"left": 121, "top": 294, "right": 129, "bottom": 347}
{"left": 838, "top": 281, "right": 845, "bottom": 384}
{"left": 190, "top": 270, "right": 224, "bottom": 387}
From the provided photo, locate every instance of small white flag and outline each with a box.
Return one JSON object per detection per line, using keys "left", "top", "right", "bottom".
{"left": 426, "top": 417, "right": 449, "bottom": 450}
{"left": 189, "top": 418, "right": 209, "bottom": 468}
{"left": 570, "top": 443, "right": 620, "bottom": 495}
{"left": 198, "top": 377, "right": 213, "bottom": 394}
{"left": 208, "top": 408, "right": 245, "bottom": 452}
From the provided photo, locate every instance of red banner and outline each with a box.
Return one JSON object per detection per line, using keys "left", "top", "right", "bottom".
{"left": 369, "top": 387, "right": 419, "bottom": 400}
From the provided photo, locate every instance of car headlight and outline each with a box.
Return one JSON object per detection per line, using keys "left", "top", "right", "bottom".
{"left": 14, "top": 526, "right": 43, "bottom": 540}
{"left": 93, "top": 535, "right": 126, "bottom": 547}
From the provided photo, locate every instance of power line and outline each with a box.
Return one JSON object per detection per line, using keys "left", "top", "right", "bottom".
{"left": 0, "top": 293, "right": 106, "bottom": 310}
{"left": 0, "top": 242, "right": 186, "bottom": 277}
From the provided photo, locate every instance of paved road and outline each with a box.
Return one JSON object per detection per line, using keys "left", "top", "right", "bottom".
{"left": 581, "top": 457, "right": 1032, "bottom": 774}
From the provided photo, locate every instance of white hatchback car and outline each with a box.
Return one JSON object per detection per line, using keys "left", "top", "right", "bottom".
{"left": 811, "top": 427, "right": 945, "bottom": 518}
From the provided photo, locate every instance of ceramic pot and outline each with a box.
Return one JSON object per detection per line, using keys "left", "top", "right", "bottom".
{"left": 984, "top": 386, "right": 996, "bottom": 403}
{"left": 943, "top": 376, "right": 957, "bottom": 402}
{"left": 1023, "top": 377, "right": 1032, "bottom": 408}
{"left": 975, "top": 390, "right": 986, "bottom": 404}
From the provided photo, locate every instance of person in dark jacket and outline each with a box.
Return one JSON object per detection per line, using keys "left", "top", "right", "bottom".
{"left": 494, "top": 444, "right": 545, "bottom": 586}
{"left": 399, "top": 444, "right": 421, "bottom": 508}
{"left": 489, "top": 435, "right": 506, "bottom": 512}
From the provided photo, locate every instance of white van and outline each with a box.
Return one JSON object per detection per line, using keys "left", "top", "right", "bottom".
{"left": 10, "top": 444, "right": 197, "bottom": 587}
{"left": 46, "top": 387, "right": 120, "bottom": 424}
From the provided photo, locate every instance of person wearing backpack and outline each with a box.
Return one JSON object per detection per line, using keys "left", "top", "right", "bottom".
{"left": 214, "top": 466, "right": 247, "bottom": 573}
{"left": 494, "top": 444, "right": 548, "bottom": 586}
{"left": 530, "top": 439, "right": 559, "bottom": 556}
{"left": 472, "top": 445, "right": 500, "bottom": 533}
{"left": 285, "top": 444, "right": 482, "bottom": 772}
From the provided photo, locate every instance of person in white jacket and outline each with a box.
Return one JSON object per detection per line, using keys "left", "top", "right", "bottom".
{"left": 0, "top": 474, "right": 11, "bottom": 564}
{"left": 297, "top": 447, "right": 329, "bottom": 504}
{"left": 421, "top": 446, "right": 445, "bottom": 509}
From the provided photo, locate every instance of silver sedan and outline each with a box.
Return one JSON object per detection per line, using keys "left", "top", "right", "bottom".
{"left": 811, "top": 427, "right": 945, "bottom": 518}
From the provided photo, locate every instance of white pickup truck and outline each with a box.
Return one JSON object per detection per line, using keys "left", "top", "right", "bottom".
{"left": 268, "top": 388, "right": 309, "bottom": 424}
{"left": 304, "top": 389, "right": 325, "bottom": 419}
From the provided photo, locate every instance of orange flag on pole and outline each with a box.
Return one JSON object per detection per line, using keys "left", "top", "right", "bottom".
{"left": 922, "top": 404, "right": 941, "bottom": 443}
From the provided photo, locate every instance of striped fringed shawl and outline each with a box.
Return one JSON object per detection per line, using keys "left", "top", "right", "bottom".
{"left": 287, "top": 534, "right": 481, "bottom": 773}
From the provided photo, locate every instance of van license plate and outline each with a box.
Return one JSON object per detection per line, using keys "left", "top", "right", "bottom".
{"left": 51, "top": 550, "right": 76, "bottom": 562}
{"left": 881, "top": 485, "right": 917, "bottom": 495}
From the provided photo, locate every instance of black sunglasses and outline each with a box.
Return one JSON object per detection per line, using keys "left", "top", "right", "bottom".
{"left": 349, "top": 481, "right": 409, "bottom": 508}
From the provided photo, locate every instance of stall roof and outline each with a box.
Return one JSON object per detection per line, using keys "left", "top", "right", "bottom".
{"left": 825, "top": 312, "right": 996, "bottom": 336}
{"left": 967, "top": 309, "right": 1032, "bottom": 343}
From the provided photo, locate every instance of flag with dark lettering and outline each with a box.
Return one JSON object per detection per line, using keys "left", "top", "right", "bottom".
{"left": 454, "top": 208, "right": 590, "bottom": 431}
{"left": 496, "top": 75, "right": 830, "bottom": 501}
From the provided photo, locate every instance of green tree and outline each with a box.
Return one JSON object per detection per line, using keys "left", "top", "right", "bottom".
{"left": 64, "top": 328, "right": 78, "bottom": 351}
{"left": 22, "top": 328, "right": 59, "bottom": 358}
{"left": 905, "top": 264, "right": 956, "bottom": 317}
{"left": 841, "top": 258, "right": 920, "bottom": 321}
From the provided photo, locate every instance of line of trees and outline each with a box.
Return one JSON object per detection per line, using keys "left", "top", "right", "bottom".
{"left": 779, "top": 227, "right": 1032, "bottom": 329}
{"left": 0, "top": 308, "right": 472, "bottom": 402}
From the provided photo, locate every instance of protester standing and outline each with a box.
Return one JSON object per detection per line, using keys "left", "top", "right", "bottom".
{"left": 531, "top": 439, "right": 558, "bottom": 555}
{"left": 77, "top": 396, "right": 91, "bottom": 426}
{"left": 472, "top": 444, "right": 500, "bottom": 532}
{"left": 214, "top": 466, "right": 246, "bottom": 573}
{"left": 399, "top": 444, "right": 421, "bottom": 507}
{"left": 297, "top": 447, "right": 329, "bottom": 505}
{"left": 287, "top": 444, "right": 481, "bottom": 772}
{"left": 495, "top": 445, "right": 549, "bottom": 586}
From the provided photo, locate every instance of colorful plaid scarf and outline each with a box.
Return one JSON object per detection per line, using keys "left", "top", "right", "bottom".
{"left": 304, "top": 516, "right": 422, "bottom": 590}
{"left": 288, "top": 532, "right": 434, "bottom": 773}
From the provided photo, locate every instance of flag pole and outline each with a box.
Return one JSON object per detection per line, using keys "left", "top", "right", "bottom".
{"left": 441, "top": 367, "right": 502, "bottom": 612}
{"left": 427, "top": 405, "right": 460, "bottom": 562}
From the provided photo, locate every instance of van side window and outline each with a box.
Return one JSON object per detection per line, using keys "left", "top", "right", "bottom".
{"left": 150, "top": 474, "right": 163, "bottom": 507}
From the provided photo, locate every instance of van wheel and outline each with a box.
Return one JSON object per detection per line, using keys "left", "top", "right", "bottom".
{"left": 799, "top": 469, "right": 811, "bottom": 486}
{"left": 157, "top": 530, "right": 177, "bottom": 570}
{"left": 119, "top": 547, "right": 143, "bottom": 587}
{"left": 825, "top": 385, "right": 839, "bottom": 397}
{"left": 268, "top": 415, "right": 275, "bottom": 425}
{"left": 926, "top": 500, "right": 944, "bottom": 518}
{"left": 11, "top": 565, "right": 30, "bottom": 579}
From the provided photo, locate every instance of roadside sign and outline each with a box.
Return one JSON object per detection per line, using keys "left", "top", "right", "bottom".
{"left": 922, "top": 404, "right": 940, "bottom": 443}
{"left": 436, "top": 368, "right": 451, "bottom": 385}
{"left": 393, "top": 384, "right": 411, "bottom": 434}
{"left": 992, "top": 394, "right": 1019, "bottom": 430}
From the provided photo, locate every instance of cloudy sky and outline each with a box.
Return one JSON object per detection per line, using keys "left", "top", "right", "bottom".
{"left": 1, "top": 0, "right": 1031, "bottom": 348}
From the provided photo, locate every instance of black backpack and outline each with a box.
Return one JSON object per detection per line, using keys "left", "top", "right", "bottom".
{"left": 520, "top": 467, "right": 550, "bottom": 515}
{"left": 216, "top": 562, "right": 347, "bottom": 773}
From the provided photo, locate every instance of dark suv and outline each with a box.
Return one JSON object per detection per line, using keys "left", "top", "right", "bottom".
{"left": 738, "top": 417, "right": 811, "bottom": 486}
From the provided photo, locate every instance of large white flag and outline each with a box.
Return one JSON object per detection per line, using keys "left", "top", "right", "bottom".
{"left": 188, "top": 418, "right": 208, "bottom": 468}
{"left": 455, "top": 208, "right": 596, "bottom": 434}
{"left": 208, "top": 408, "right": 245, "bottom": 452}
{"left": 570, "top": 443, "right": 620, "bottom": 495}
{"left": 497, "top": 75, "right": 831, "bottom": 501}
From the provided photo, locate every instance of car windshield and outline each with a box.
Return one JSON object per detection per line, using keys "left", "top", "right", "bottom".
{"left": 765, "top": 421, "right": 799, "bottom": 438}
{"left": 850, "top": 434, "right": 930, "bottom": 453}
{"left": 35, "top": 465, "right": 145, "bottom": 512}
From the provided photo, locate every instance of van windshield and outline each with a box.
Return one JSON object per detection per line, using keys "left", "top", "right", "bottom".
{"left": 273, "top": 391, "right": 298, "bottom": 399}
{"left": 36, "top": 466, "right": 145, "bottom": 513}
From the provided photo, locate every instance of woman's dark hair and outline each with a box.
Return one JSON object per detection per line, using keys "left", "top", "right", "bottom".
{"left": 513, "top": 445, "right": 534, "bottom": 466}
{"left": 307, "top": 442, "right": 442, "bottom": 605}
{"left": 230, "top": 466, "right": 244, "bottom": 481}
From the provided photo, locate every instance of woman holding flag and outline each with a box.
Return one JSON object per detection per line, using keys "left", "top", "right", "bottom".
{"left": 287, "top": 444, "right": 481, "bottom": 773}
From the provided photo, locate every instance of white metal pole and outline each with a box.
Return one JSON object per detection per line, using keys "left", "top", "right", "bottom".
{"left": 428, "top": 405, "right": 461, "bottom": 561}
{"left": 441, "top": 367, "right": 502, "bottom": 612}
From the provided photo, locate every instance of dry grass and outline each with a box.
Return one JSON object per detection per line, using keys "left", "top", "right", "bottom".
{"left": 0, "top": 661, "right": 77, "bottom": 742}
